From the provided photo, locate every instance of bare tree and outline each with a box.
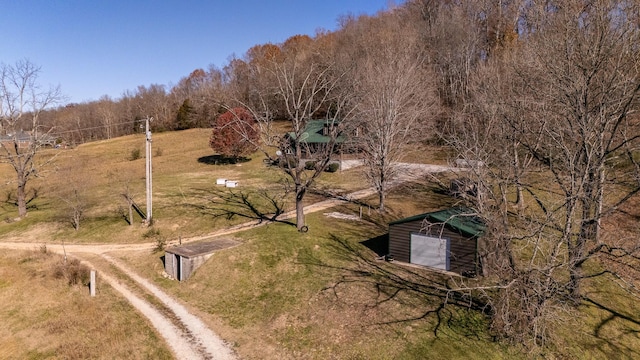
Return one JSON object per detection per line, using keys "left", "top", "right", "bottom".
{"left": 0, "top": 59, "right": 62, "bottom": 218}
{"left": 133, "top": 84, "right": 174, "bottom": 131}
{"left": 509, "top": 0, "right": 640, "bottom": 299}
{"left": 58, "top": 188, "right": 86, "bottom": 231}
{"left": 338, "top": 12, "right": 438, "bottom": 211}
{"left": 171, "top": 66, "right": 225, "bottom": 129}
{"left": 419, "top": 1, "right": 484, "bottom": 108}
{"left": 96, "top": 95, "right": 118, "bottom": 139}
{"left": 223, "top": 37, "right": 350, "bottom": 231}
{"left": 441, "top": 0, "right": 640, "bottom": 346}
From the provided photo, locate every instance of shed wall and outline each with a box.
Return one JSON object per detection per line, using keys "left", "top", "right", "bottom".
{"left": 389, "top": 219, "right": 421, "bottom": 263}
{"left": 186, "top": 253, "right": 214, "bottom": 279}
{"left": 447, "top": 231, "right": 477, "bottom": 275}
{"left": 164, "top": 252, "right": 215, "bottom": 281}
{"left": 182, "top": 257, "right": 193, "bottom": 280}
{"left": 389, "top": 218, "right": 478, "bottom": 275}
{"left": 165, "top": 253, "right": 177, "bottom": 279}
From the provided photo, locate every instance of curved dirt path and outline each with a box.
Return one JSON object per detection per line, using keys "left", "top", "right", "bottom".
{"left": 96, "top": 266, "right": 212, "bottom": 359}
{"left": 100, "top": 254, "right": 235, "bottom": 360}
{"left": 173, "top": 163, "right": 455, "bottom": 245}
{"left": 0, "top": 241, "right": 236, "bottom": 360}
{"left": 0, "top": 162, "right": 453, "bottom": 360}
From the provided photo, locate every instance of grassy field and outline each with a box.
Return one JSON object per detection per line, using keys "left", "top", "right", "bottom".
{"left": 0, "top": 128, "right": 387, "bottom": 243}
{"left": 1, "top": 129, "right": 639, "bottom": 359}
{"left": 0, "top": 249, "right": 172, "bottom": 359}
{"left": 115, "top": 185, "right": 523, "bottom": 360}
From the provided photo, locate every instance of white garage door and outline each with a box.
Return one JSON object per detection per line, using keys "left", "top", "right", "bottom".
{"left": 410, "top": 234, "right": 450, "bottom": 271}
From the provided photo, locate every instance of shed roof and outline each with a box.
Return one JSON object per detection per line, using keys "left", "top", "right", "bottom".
{"left": 389, "top": 207, "right": 486, "bottom": 237}
{"left": 165, "top": 238, "right": 239, "bottom": 258}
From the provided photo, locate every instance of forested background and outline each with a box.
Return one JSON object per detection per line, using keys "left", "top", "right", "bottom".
{"left": 26, "top": 0, "right": 520, "bottom": 144}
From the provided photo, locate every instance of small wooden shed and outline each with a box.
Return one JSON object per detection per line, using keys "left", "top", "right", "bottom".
{"left": 164, "top": 239, "right": 238, "bottom": 281}
{"left": 388, "top": 208, "right": 485, "bottom": 276}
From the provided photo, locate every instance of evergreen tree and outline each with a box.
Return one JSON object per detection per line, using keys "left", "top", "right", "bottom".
{"left": 175, "top": 99, "right": 195, "bottom": 130}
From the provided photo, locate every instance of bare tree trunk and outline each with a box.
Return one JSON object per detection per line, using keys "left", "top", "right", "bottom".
{"left": 339, "top": 13, "right": 436, "bottom": 211}
{"left": 568, "top": 168, "right": 603, "bottom": 299}
{"left": 223, "top": 39, "right": 349, "bottom": 234}
{"left": 129, "top": 202, "right": 134, "bottom": 226}
{"left": 17, "top": 181, "right": 27, "bottom": 218}
{"left": 295, "top": 186, "right": 306, "bottom": 231}
{"left": 513, "top": 141, "right": 525, "bottom": 213}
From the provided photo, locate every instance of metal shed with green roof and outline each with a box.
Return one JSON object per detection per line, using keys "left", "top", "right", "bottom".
{"left": 388, "top": 208, "right": 485, "bottom": 276}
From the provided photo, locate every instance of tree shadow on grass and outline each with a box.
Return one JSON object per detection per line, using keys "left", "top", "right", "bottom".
{"left": 3, "top": 188, "right": 42, "bottom": 212}
{"left": 580, "top": 294, "right": 640, "bottom": 358}
{"left": 184, "top": 186, "right": 296, "bottom": 227}
{"left": 197, "top": 155, "right": 251, "bottom": 165}
{"left": 297, "top": 232, "right": 493, "bottom": 339}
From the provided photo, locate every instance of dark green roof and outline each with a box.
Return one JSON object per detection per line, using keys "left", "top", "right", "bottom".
{"left": 287, "top": 119, "right": 345, "bottom": 144}
{"left": 389, "top": 207, "right": 486, "bottom": 237}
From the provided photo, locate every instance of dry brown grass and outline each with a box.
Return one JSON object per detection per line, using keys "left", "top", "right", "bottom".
{"left": 0, "top": 249, "right": 172, "bottom": 359}
{"left": 0, "top": 129, "right": 291, "bottom": 243}
{"left": 0, "top": 128, "right": 449, "bottom": 247}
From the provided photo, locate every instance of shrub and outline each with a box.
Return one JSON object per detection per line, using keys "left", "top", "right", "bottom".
{"left": 304, "top": 161, "right": 317, "bottom": 170}
{"left": 325, "top": 163, "right": 339, "bottom": 173}
{"left": 154, "top": 236, "right": 167, "bottom": 253}
{"left": 278, "top": 156, "right": 298, "bottom": 169}
{"left": 52, "top": 258, "right": 90, "bottom": 286}
{"left": 143, "top": 228, "right": 161, "bottom": 239}
{"left": 128, "top": 148, "right": 142, "bottom": 161}
{"left": 144, "top": 228, "right": 167, "bottom": 253}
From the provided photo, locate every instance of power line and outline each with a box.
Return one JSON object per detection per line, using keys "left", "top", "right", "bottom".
{"left": 45, "top": 119, "right": 147, "bottom": 137}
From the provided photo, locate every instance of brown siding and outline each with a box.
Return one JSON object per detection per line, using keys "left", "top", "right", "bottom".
{"left": 389, "top": 219, "right": 424, "bottom": 263}
{"left": 447, "top": 231, "right": 477, "bottom": 275}
{"left": 389, "top": 218, "right": 478, "bottom": 275}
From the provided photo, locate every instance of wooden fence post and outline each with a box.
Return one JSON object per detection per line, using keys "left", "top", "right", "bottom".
{"left": 90, "top": 270, "right": 96, "bottom": 297}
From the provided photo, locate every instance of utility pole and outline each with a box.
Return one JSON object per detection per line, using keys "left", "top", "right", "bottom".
{"left": 145, "top": 116, "right": 153, "bottom": 225}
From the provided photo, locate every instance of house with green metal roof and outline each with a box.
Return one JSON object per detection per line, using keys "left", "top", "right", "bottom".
{"left": 284, "top": 119, "right": 352, "bottom": 157}
{"left": 286, "top": 119, "right": 346, "bottom": 144}
{"left": 388, "top": 207, "right": 486, "bottom": 276}
{"left": 282, "top": 119, "right": 357, "bottom": 168}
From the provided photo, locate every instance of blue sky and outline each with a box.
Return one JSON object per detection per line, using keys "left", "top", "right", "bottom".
{"left": 0, "top": 0, "right": 397, "bottom": 104}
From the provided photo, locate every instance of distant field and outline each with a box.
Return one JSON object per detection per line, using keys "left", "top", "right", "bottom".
{"left": 0, "top": 129, "right": 405, "bottom": 243}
